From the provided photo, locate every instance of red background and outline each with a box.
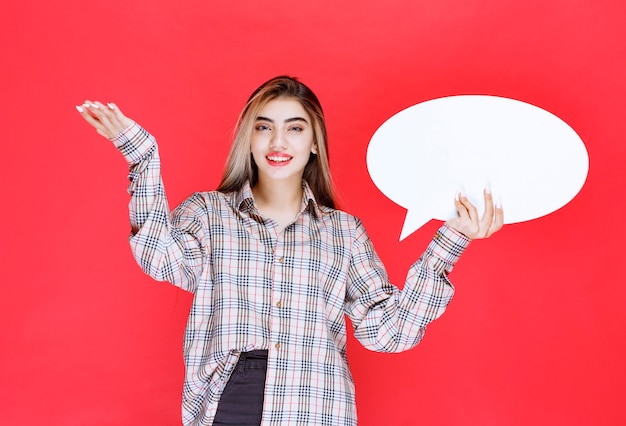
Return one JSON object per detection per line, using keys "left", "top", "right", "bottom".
{"left": 2, "top": 0, "right": 625, "bottom": 424}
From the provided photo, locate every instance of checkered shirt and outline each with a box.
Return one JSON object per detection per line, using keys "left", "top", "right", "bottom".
{"left": 112, "top": 123, "right": 470, "bottom": 426}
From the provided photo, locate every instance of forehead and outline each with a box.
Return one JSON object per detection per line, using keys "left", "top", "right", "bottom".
{"left": 257, "top": 97, "right": 310, "bottom": 121}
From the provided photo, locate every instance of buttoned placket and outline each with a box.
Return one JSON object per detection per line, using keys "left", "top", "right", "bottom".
{"left": 245, "top": 197, "right": 294, "bottom": 357}
{"left": 264, "top": 205, "right": 308, "bottom": 355}
{"left": 270, "top": 225, "right": 286, "bottom": 353}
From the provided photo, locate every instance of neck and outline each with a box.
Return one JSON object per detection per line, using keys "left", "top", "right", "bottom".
{"left": 252, "top": 178, "right": 303, "bottom": 214}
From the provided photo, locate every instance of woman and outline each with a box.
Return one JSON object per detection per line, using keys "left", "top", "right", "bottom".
{"left": 77, "top": 76, "right": 503, "bottom": 426}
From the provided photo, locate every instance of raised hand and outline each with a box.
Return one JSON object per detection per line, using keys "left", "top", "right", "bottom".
{"left": 445, "top": 189, "right": 504, "bottom": 239}
{"left": 76, "top": 101, "right": 133, "bottom": 143}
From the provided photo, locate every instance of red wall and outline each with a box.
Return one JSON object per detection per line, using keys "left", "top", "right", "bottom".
{"left": 1, "top": 0, "right": 625, "bottom": 424}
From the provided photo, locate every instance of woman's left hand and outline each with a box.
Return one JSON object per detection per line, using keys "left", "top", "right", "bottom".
{"left": 445, "top": 189, "right": 504, "bottom": 239}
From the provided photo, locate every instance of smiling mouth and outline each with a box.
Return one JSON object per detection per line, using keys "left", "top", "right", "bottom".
{"left": 266, "top": 154, "right": 293, "bottom": 165}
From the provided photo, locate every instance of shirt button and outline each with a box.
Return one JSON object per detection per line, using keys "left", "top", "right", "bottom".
{"left": 278, "top": 257, "right": 284, "bottom": 263}
{"left": 276, "top": 301, "right": 282, "bottom": 308}
{"left": 275, "top": 342, "right": 281, "bottom": 350}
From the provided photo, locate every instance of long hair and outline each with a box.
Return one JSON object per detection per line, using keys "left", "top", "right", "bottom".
{"left": 216, "top": 76, "right": 337, "bottom": 209}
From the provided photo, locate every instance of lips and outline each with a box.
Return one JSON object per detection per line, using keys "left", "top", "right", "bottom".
{"left": 266, "top": 152, "right": 293, "bottom": 166}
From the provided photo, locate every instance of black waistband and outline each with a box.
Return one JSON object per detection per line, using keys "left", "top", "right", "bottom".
{"left": 241, "top": 349, "right": 268, "bottom": 360}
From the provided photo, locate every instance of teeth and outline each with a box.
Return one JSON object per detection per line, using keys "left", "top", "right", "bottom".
{"left": 267, "top": 156, "right": 291, "bottom": 162}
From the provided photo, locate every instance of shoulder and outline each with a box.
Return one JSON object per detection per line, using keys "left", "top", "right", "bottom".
{"left": 170, "top": 191, "right": 239, "bottom": 237}
{"left": 317, "top": 206, "right": 368, "bottom": 238}
{"left": 174, "top": 190, "right": 233, "bottom": 214}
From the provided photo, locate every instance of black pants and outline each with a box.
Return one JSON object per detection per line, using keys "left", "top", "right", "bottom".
{"left": 213, "top": 350, "right": 268, "bottom": 426}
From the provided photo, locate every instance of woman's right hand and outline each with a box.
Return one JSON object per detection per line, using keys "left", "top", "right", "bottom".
{"left": 76, "top": 101, "right": 133, "bottom": 143}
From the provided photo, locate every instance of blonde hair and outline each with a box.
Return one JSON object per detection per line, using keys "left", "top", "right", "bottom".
{"left": 217, "top": 76, "right": 337, "bottom": 209}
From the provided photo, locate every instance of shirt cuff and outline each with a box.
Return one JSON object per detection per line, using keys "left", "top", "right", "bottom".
{"left": 111, "top": 122, "right": 156, "bottom": 165}
{"left": 424, "top": 224, "right": 471, "bottom": 274}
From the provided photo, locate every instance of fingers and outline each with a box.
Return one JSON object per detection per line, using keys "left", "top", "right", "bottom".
{"left": 481, "top": 189, "right": 504, "bottom": 238}
{"left": 449, "top": 188, "right": 505, "bottom": 239}
{"left": 479, "top": 188, "right": 495, "bottom": 237}
{"left": 454, "top": 192, "right": 479, "bottom": 233}
{"left": 75, "top": 100, "right": 132, "bottom": 139}
{"left": 486, "top": 199, "right": 504, "bottom": 238}
{"left": 76, "top": 101, "right": 106, "bottom": 133}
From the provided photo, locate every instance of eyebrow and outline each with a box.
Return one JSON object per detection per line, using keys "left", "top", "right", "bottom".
{"left": 256, "top": 116, "right": 309, "bottom": 124}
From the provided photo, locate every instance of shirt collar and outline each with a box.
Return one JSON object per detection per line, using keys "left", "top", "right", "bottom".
{"left": 233, "top": 180, "right": 327, "bottom": 217}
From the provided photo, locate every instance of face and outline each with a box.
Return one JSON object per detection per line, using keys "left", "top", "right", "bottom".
{"left": 250, "top": 97, "right": 317, "bottom": 186}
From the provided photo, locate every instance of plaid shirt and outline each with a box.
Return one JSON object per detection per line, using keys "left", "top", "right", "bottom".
{"left": 113, "top": 123, "right": 470, "bottom": 426}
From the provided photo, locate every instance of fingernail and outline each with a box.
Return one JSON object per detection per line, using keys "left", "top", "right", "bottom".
{"left": 496, "top": 199, "right": 502, "bottom": 209}
{"left": 90, "top": 103, "right": 100, "bottom": 109}
{"left": 107, "top": 102, "right": 116, "bottom": 110}
{"left": 76, "top": 105, "right": 84, "bottom": 113}
{"left": 485, "top": 186, "right": 492, "bottom": 195}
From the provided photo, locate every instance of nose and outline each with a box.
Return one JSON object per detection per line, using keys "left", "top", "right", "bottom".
{"left": 269, "top": 130, "right": 287, "bottom": 150}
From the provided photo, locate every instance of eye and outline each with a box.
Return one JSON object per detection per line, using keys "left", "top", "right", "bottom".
{"left": 255, "top": 124, "right": 271, "bottom": 131}
{"left": 288, "top": 125, "right": 304, "bottom": 132}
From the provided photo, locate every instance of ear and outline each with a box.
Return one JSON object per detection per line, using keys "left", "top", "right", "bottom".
{"left": 311, "top": 144, "right": 318, "bottom": 155}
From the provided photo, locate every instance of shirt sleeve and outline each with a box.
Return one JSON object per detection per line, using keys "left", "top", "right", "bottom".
{"left": 112, "top": 123, "right": 208, "bottom": 293}
{"left": 345, "top": 222, "right": 470, "bottom": 353}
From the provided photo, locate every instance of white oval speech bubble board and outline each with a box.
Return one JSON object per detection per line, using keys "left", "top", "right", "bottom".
{"left": 367, "top": 95, "right": 589, "bottom": 241}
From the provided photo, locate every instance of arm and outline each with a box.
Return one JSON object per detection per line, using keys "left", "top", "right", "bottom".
{"left": 77, "top": 101, "right": 207, "bottom": 292}
{"left": 345, "top": 190, "right": 503, "bottom": 353}
{"left": 345, "top": 222, "right": 469, "bottom": 353}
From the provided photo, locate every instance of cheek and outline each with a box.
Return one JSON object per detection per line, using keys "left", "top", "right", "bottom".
{"left": 249, "top": 137, "right": 262, "bottom": 154}
{"left": 250, "top": 150, "right": 264, "bottom": 164}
